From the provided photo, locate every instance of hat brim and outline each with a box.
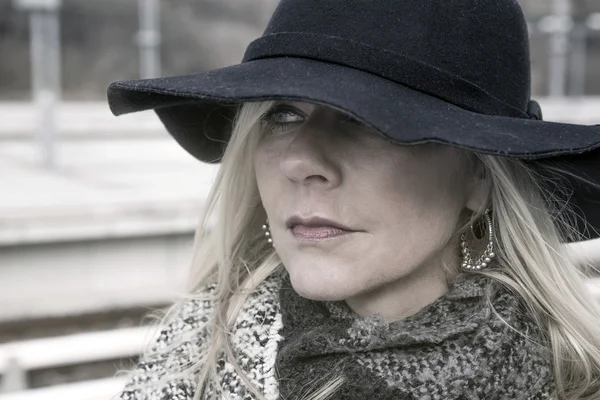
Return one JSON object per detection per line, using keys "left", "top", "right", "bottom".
{"left": 107, "top": 57, "right": 600, "bottom": 160}
{"left": 107, "top": 57, "right": 600, "bottom": 240}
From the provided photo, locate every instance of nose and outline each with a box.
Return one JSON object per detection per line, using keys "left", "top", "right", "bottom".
{"left": 279, "top": 113, "right": 342, "bottom": 189}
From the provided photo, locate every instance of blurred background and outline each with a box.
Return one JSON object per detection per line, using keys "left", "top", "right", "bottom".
{"left": 0, "top": 0, "right": 599, "bottom": 399}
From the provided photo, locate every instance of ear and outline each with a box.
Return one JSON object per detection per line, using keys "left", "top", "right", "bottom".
{"left": 464, "top": 161, "right": 491, "bottom": 213}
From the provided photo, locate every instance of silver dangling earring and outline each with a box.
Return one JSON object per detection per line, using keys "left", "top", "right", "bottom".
{"left": 460, "top": 208, "right": 496, "bottom": 271}
{"left": 262, "top": 218, "right": 274, "bottom": 246}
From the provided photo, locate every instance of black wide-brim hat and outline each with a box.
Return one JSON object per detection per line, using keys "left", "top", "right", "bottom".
{"left": 107, "top": 0, "right": 600, "bottom": 241}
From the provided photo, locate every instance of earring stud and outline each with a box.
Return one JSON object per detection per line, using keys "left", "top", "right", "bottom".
{"left": 262, "top": 219, "right": 274, "bottom": 246}
{"left": 460, "top": 208, "right": 496, "bottom": 271}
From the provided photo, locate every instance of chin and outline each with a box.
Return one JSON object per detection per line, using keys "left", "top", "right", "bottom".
{"left": 285, "top": 262, "right": 361, "bottom": 301}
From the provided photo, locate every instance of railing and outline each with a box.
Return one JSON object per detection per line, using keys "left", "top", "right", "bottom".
{"left": 0, "top": 326, "right": 153, "bottom": 394}
{"left": 0, "top": 377, "right": 128, "bottom": 400}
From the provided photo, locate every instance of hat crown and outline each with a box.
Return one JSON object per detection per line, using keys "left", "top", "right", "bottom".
{"left": 244, "top": 0, "right": 532, "bottom": 117}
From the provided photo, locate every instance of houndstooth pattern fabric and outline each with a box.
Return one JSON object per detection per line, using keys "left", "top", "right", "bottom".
{"left": 116, "top": 272, "right": 284, "bottom": 400}
{"left": 116, "top": 270, "right": 555, "bottom": 400}
{"left": 276, "top": 273, "right": 555, "bottom": 400}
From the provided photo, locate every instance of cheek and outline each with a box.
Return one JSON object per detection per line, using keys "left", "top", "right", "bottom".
{"left": 370, "top": 152, "right": 466, "bottom": 259}
{"left": 254, "top": 147, "right": 279, "bottom": 205}
{"left": 375, "top": 152, "right": 466, "bottom": 245}
{"left": 386, "top": 149, "right": 467, "bottom": 213}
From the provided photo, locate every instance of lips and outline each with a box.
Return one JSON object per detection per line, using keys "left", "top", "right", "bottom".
{"left": 285, "top": 215, "right": 356, "bottom": 241}
{"left": 291, "top": 225, "right": 352, "bottom": 240}
{"left": 285, "top": 216, "right": 353, "bottom": 231}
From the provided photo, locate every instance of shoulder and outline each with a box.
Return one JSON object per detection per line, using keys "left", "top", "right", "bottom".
{"left": 115, "top": 272, "right": 285, "bottom": 400}
{"left": 116, "top": 282, "right": 219, "bottom": 400}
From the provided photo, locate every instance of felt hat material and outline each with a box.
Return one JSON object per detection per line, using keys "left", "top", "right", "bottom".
{"left": 107, "top": 0, "right": 600, "bottom": 240}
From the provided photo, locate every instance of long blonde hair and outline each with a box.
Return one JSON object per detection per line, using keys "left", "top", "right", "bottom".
{"left": 122, "top": 101, "right": 600, "bottom": 400}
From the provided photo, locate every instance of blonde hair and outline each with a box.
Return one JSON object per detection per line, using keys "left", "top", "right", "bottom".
{"left": 120, "top": 101, "right": 600, "bottom": 400}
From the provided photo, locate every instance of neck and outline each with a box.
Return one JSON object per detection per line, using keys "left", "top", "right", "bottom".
{"left": 344, "top": 246, "right": 459, "bottom": 323}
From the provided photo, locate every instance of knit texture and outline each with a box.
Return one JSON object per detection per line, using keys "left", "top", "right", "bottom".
{"left": 116, "top": 271, "right": 555, "bottom": 399}
{"left": 117, "top": 274, "right": 284, "bottom": 400}
{"left": 277, "top": 273, "right": 555, "bottom": 399}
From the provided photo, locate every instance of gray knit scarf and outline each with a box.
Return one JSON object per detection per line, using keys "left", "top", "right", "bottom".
{"left": 275, "top": 272, "right": 555, "bottom": 399}
{"left": 117, "top": 270, "right": 556, "bottom": 400}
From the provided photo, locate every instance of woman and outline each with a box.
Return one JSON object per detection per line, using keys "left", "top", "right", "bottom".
{"left": 108, "top": 0, "right": 600, "bottom": 399}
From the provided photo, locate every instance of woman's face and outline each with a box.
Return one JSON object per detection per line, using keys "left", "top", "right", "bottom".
{"left": 254, "top": 101, "right": 486, "bottom": 302}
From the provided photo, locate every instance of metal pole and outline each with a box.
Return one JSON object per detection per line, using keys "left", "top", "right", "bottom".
{"left": 138, "top": 0, "right": 161, "bottom": 79}
{"left": 29, "top": 11, "right": 44, "bottom": 98}
{"left": 548, "top": 0, "right": 572, "bottom": 97}
{"left": 0, "top": 357, "right": 27, "bottom": 393}
{"left": 568, "top": 24, "right": 587, "bottom": 97}
{"left": 31, "top": 9, "right": 61, "bottom": 168}
{"left": 47, "top": 6, "right": 62, "bottom": 97}
{"left": 15, "top": 0, "right": 62, "bottom": 169}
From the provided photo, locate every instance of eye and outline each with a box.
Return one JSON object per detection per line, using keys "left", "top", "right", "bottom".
{"left": 338, "top": 112, "right": 364, "bottom": 127}
{"left": 259, "top": 105, "right": 306, "bottom": 135}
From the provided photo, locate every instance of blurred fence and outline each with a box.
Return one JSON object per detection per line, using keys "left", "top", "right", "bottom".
{"left": 1, "top": 0, "right": 600, "bottom": 101}
{"left": 0, "top": 327, "right": 148, "bottom": 393}
{"left": 0, "top": 377, "right": 127, "bottom": 400}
